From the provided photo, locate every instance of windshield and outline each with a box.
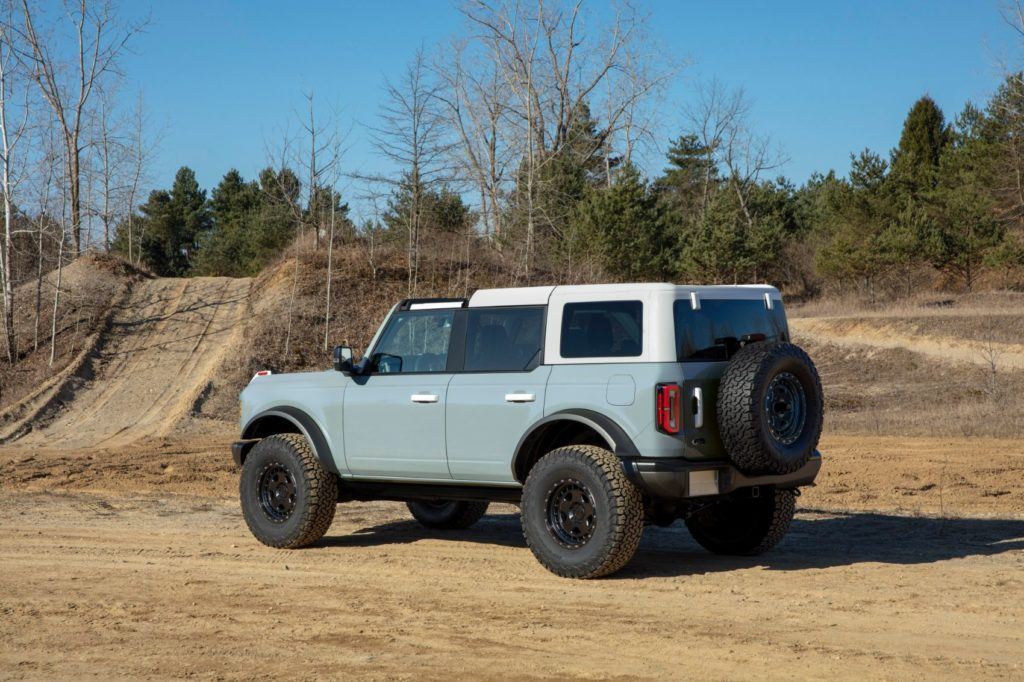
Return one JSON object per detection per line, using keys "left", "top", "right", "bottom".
{"left": 673, "top": 298, "right": 788, "bottom": 362}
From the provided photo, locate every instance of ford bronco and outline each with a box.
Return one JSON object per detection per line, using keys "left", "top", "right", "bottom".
{"left": 233, "top": 284, "right": 824, "bottom": 578}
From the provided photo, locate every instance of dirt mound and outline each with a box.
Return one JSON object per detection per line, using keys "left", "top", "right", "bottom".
{"left": 9, "top": 276, "right": 250, "bottom": 448}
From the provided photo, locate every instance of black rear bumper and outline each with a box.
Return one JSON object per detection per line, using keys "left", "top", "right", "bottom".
{"left": 620, "top": 451, "right": 821, "bottom": 501}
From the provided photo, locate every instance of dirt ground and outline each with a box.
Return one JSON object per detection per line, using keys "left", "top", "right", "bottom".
{"left": 1, "top": 274, "right": 1023, "bottom": 679}
{"left": 1, "top": 430, "right": 1022, "bottom": 680}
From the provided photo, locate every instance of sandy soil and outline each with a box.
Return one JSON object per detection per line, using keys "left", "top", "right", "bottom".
{"left": 10, "top": 277, "right": 249, "bottom": 449}
{"left": 790, "top": 316, "right": 1024, "bottom": 371}
{"left": 0, "top": 431, "right": 1022, "bottom": 680}
{"left": 1, "top": 277, "right": 1022, "bottom": 679}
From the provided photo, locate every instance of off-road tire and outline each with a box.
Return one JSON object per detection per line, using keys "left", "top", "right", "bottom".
{"left": 717, "top": 342, "right": 824, "bottom": 475}
{"left": 240, "top": 433, "right": 338, "bottom": 549}
{"left": 521, "top": 445, "right": 644, "bottom": 579}
{"left": 685, "top": 489, "right": 796, "bottom": 556}
{"left": 407, "top": 500, "right": 490, "bottom": 529}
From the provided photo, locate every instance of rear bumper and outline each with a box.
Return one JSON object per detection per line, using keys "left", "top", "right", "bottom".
{"left": 620, "top": 451, "right": 822, "bottom": 501}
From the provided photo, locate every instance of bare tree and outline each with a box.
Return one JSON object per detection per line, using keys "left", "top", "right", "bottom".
{"left": 435, "top": 38, "right": 512, "bottom": 240}
{"left": 16, "top": 0, "right": 142, "bottom": 255}
{"left": 0, "top": 14, "right": 30, "bottom": 364}
{"left": 456, "top": 0, "right": 668, "bottom": 275}
{"left": 299, "top": 90, "right": 341, "bottom": 250}
{"left": 122, "top": 92, "right": 151, "bottom": 264}
{"left": 364, "top": 48, "right": 451, "bottom": 295}
{"left": 32, "top": 133, "right": 58, "bottom": 351}
{"left": 49, "top": 154, "right": 68, "bottom": 366}
{"left": 93, "top": 88, "right": 120, "bottom": 250}
{"left": 323, "top": 135, "right": 347, "bottom": 351}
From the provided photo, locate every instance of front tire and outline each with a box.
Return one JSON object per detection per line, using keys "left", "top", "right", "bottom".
{"left": 407, "top": 500, "right": 489, "bottom": 529}
{"left": 240, "top": 433, "right": 338, "bottom": 548}
{"left": 684, "top": 489, "right": 796, "bottom": 556}
{"left": 521, "top": 445, "right": 644, "bottom": 579}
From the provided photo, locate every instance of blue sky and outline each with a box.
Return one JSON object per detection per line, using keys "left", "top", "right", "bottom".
{"left": 116, "top": 1, "right": 1016, "bottom": 218}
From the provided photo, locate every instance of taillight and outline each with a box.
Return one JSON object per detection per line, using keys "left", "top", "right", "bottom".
{"left": 656, "top": 383, "right": 681, "bottom": 434}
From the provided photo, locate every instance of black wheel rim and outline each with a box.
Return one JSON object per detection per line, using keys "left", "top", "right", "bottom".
{"left": 545, "top": 478, "right": 597, "bottom": 549}
{"left": 258, "top": 463, "right": 297, "bottom": 523}
{"left": 763, "top": 372, "right": 807, "bottom": 445}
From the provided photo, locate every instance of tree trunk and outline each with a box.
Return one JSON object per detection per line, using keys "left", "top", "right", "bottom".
{"left": 49, "top": 235, "right": 64, "bottom": 366}
{"left": 323, "top": 200, "right": 335, "bottom": 351}
{"left": 34, "top": 224, "right": 42, "bottom": 352}
{"left": 69, "top": 142, "right": 82, "bottom": 254}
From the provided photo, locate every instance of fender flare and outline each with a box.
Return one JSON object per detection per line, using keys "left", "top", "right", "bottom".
{"left": 511, "top": 409, "right": 640, "bottom": 481}
{"left": 240, "top": 406, "right": 339, "bottom": 475}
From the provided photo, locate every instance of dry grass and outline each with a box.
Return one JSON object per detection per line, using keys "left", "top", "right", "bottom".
{"left": 196, "top": 238, "right": 559, "bottom": 420}
{"left": 788, "top": 289, "right": 1024, "bottom": 439}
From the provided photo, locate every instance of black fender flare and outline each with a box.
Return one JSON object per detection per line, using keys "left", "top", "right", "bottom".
{"left": 511, "top": 409, "right": 640, "bottom": 482}
{"left": 240, "top": 406, "right": 339, "bottom": 475}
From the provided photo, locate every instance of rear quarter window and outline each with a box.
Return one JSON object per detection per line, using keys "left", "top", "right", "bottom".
{"left": 674, "top": 298, "right": 787, "bottom": 362}
{"left": 560, "top": 301, "right": 642, "bottom": 358}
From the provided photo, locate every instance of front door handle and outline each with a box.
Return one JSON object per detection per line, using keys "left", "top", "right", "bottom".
{"left": 411, "top": 393, "right": 439, "bottom": 403}
{"left": 505, "top": 393, "right": 536, "bottom": 403}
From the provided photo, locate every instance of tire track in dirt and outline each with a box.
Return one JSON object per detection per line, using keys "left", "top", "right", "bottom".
{"left": 790, "top": 317, "right": 1024, "bottom": 371}
{"left": 17, "top": 276, "right": 250, "bottom": 449}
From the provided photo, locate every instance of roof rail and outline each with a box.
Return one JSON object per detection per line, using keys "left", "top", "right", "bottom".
{"left": 396, "top": 297, "right": 468, "bottom": 311}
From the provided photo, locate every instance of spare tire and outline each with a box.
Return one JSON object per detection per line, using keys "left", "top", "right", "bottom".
{"left": 717, "top": 342, "right": 823, "bottom": 475}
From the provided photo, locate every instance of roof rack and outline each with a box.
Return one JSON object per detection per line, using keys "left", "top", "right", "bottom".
{"left": 396, "top": 297, "right": 468, "bottom": 311}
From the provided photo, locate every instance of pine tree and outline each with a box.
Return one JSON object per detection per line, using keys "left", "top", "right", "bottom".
{"left": 137, "top": 167, "right": 211, "bottom": 276}
{"left": 571, "top": 163, "right": 669, "bottom": 280}
{"left": 890, "top": 95, "right": 950, "bottom": 197}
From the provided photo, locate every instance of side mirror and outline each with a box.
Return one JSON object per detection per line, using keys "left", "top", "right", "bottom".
{"left": 333, "top": 345, "right": 354, "bottom": 372}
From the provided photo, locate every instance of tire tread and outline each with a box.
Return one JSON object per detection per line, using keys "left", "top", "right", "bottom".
{"left": 522, "top": 445, "right": 643, "bottom": 579}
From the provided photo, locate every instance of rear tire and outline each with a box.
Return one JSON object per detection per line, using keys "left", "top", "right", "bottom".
{"left": 684, "top": 489, "right": 796, "bottom": 556}
{"left": 240, "top": 433, "right": 338, "bottom": 549}
{"left": 521, "top": 445, "right": 644, "bottom": 579}
{"left": 407, "top": 500, "right": 489, "bottom": 529}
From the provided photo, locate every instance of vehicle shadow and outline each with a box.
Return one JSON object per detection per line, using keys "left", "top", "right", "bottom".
{"left": 320, "top": 508, "right": 1024, "bottom": 578}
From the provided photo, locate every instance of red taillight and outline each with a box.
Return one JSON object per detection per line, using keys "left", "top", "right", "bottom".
{"left": 656, "top": 383, "right": 681, "bottom": 434}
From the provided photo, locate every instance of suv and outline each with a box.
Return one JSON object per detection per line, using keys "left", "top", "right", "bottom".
{"left": 233, "top": 283, "right": 823, "bottom": 578}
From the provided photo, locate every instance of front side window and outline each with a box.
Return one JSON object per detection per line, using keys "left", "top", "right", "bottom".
{"left": 464, "top": 307, "right": 544, "bottom": 372}
{"left": 673, "top": 298, "right": 787, "bottom": 362}
{"left": 371, "top": 309, "right": 454, "bottom": 373}
{"left": 560, "top": 301, "right": 642, "bottom": 358}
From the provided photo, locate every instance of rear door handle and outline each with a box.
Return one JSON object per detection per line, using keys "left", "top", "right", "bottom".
{"left": 505, "top": 393, "right": 536, "bottom": 403}
{"left": 693, "top": 387, "right": 704, "bottom": 428}
{"left": 411, "top": 393, "right": 439, "bottom": 403}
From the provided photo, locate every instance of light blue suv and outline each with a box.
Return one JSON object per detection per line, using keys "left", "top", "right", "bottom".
{"left": 233, "top": 284, "right": 823, "bottom": 578}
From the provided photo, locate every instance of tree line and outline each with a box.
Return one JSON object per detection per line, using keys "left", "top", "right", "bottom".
{"left": 123, "top": 76, "right": 1024, "bottom": 300}
{"left": 3, "top": 0, "right": 1024, "bottom": 371}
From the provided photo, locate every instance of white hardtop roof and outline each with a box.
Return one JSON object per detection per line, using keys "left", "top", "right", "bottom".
{"left": 467, "top": 282, "right": 780, "bottom": 307}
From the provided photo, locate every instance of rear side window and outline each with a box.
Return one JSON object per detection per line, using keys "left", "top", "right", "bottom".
{"left": 560, "top": 301, "right": 642, "bottom": 358}
{"left": 464, "top": 307, "right": 544, "bottom": 372}
{"left": 673, "top": 299, "right": 787, "bottom": 362}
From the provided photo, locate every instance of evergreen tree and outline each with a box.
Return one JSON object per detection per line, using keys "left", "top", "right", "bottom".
{"left": 137, "top": 167, "right": 211, "bottom": 276}
{"left": 889, "top": 95, "right": 950, "bottom": 196}
{"left": 191, "top": 169, "right": 263, "bottom": 276}
{"left": 571, "top": 164, "right": 670, "bottom": 281}
{"left": 654, "top": 133, "right": 716, "bottom": 221}
{"left": 922, "top": 103, "right": 1004, "bottom": 290}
